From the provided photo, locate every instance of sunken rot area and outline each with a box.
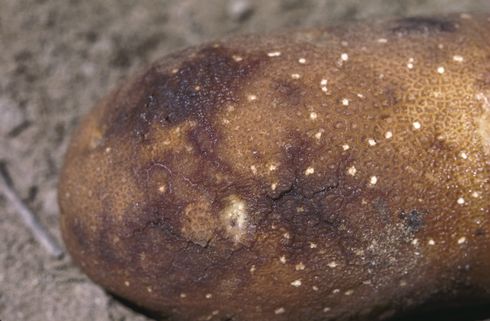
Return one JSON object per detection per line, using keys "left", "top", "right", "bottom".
{"left": 59, "top": 14, "right": 490, "bottom": 321}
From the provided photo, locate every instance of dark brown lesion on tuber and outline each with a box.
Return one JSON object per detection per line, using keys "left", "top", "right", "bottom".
{"left": 103, "top": 45, "right": 269, "bottom": 142}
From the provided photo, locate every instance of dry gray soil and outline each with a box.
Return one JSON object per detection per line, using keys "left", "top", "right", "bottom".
{"left": 1, "top": 1, "right": 490, "bottom": 320}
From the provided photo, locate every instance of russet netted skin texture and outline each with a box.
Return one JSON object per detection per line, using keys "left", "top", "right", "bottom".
{"left": 59, "top": 14, "right": 490, "bottom": 321}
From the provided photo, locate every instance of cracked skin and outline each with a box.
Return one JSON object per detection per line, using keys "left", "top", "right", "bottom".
{"left": 59, "top": 14, "right": 490, "bottom": 321}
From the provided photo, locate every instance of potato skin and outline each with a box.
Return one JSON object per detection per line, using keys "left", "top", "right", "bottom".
{"left": 59, "top": 14, "right": 490, "bottom": 321}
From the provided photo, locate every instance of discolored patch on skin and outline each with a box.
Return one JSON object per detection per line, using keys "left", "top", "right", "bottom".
{"left": 181, "top": 198, "right": 216, "bottom": 247}
{"left": 103, "top": 45, "right": 269, "bottom": 141}
{"left": 59, "top": 14, "right": 490, "bottom": 321}
{"left": 272, "top": 79, "right": 306, "bottom": 107}
{"left": 399, "top": 209, "right": 425, "bottom": 233}
{"left": 390, "top": 16, "right": 458, "bottom": 34}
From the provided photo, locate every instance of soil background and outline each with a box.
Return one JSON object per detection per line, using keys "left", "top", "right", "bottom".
{"left": 1, "top": 1, "right": 490, "bottom": 321}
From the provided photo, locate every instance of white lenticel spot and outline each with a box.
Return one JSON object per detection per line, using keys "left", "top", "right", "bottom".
{"left": 124, "top": 281, "right": 130, "bottom": 287}
{"left": 280, "top": 255, "right": 287, "bottom": 264}
{"left": 412, "top": 238, "right": 419, "bottom": 245}
{"left": 341, "top": 53, "right": 349, "bottom": 61}
{"left": 327, "top": 261, "right": 337, "bottom": 268}
{"left": 158, "top": 185, "right": 166, "bottom": 193}
{"left": 232, "top": 55, "right": 243, "bottom": 62}
{"left": 412, "top": 121, "right": 422, "bottom": 130}
{"left": 437, "top": 66, "right": 445, "bottom": 74}
{"left": 180, "top": 293, "right": 187, "bottom": 298}
{"left": 309, "top": 242, "right": 318, "bottom": 248}
{"left": 342, "top": 144, "right": 350, "bottom": 151}
{"left": 345, "top": 290, "right": 354, "bottom": 296}
{"left": 269, "top": 164, "right": 277, "bottom": 171}
{"left": 457, "top": 197, "right": 465, "bottom": 205}
{"left": 305, "top": 167, "right": 315, "bottom": 175}
{"left": 323, "top": 307, "right": 331, "bottom": 313}
{"left": 315, "top": 131, "right": 323, "bottom": 140}
{"left": 271, "top": 183, "right": 277, "bottom": 191}
{"left": 368, "top": 138, "right": 377, "bottom": 146}
{"left": 342, "top": 98, "right": 350, "bottom": 106}
{"left": 268, "top": 51, "right": 281, "bottom": 57}
{"left": 310, "top": 112, "right": 318, "bottom": 120}
{"left": 205, "top": 293, "right": 213, "bottom": 299}
{"left": 275, "top": 307, "right": 285, "bottom": 315}
{"left": 458, "top": 237, "right": 467, "bottom": 244}
{"left": 247, "top": 94, "right": 257, "bottom": 101}
{"left": 320, "top": 79, "right": 328, "bottom": 93}
{"left": 250, "top": 165, "right": 257, "bottom": 175}
{"left": 370, "top": 176, "right": 378, "bottom": 185}
{"left": 147, "top": 287, "right": 152, "bottom": 293}
{"left": 312, "top": 286, "right": 319, "bottom": 291}
{"left": 385, "top": 131, "right": 393, "bottom": 139}
{"left": 472, "top": 191, "right": 481, "bottom": 198}
{"left": 377, "top": 38, "right": 388, "bottom": 43}
{"left": 453, "top": 55, "right": 464, "bottom": 62}
{"left": 407, "top": 63, "right": 414, "bottom": 69}
{"left": 291, "top": 279, "right": 302, "bottom": 287}
{"left": 459, "top": 151, "right": 468, "bottom": 159}
{"left": 428, "top": 239, "right": 436, "bottom": 246}
{"left": 250, "top": 265, "right": 256, "bottom": 273}
{"left": 291, "top": 73, "right": 301, "bottom": 79}
{"left": 347, "top": 166, "right": 357, "bottom": 176}
{"left": 295, "top": 262, "right": 306, "bottom": 271}
{"left": 298, "top": 58, "right": 306, "bottom": 64}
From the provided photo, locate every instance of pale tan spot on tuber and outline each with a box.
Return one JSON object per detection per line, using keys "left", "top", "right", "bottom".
{"left": 458, "top": 237, "right": 467, "bottom": 245}
{"left": 453, "top": 55, "right": 464, "bottom": 62}
{"left": 291, "top": 279, "right": 302, "bottom": 287}
{"left": 369, "top": 176, "right": 378, "bottom": 185}
{"left": 267, "top": 51, "right": 281, "bottom": 57}
{"left": 347, "top": 166, "right": 357, "bottom": 176}
{"left": 275, "top": 307, "right": 285, "bottom": 315}
{"left": 305, "top": 167, "right": 315, "bottom": 176}
{"left": 221, "top": 195, "right": 248, "bottom": 244}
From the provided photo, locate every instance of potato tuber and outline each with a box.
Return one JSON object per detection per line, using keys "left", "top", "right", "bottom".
{"left": 59, "top": 14, "right": 490, "bottom": 321}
